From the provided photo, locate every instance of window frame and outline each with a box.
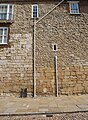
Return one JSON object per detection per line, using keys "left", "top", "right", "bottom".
{"left": 0, "top": 4, "right": 14, "bottom": 20}
{"left": 52, "top": 44, "right": 58, "bottom": 51}
{"left": 32, "top": 4, "right": 38, "bottom": 18}
{"left": 0, "top": 27, "right": 8, "bottom": 45}
{"left": 68, "top": 1, "right": 80, "bottom": 14}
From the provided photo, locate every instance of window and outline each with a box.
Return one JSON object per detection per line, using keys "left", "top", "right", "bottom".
{"left": 32, "top": 4, "right": 38, "bottom": 18}
{"left": 68, "top": 1, "right": 79, "bottom": 14}
{"left": 0, "top": 4, "right": 13, "bottom": 20}
{"left": 52, "top": 44, "right": 58, "bottom": 51}
{"left": 0, "top": 27, "right": 8, "bottom": 44}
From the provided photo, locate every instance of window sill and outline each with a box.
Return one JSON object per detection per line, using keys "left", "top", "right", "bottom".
{"left": 0, "top": 20, "right": 14, "bottom": 24}
{"left": 0, "top": 43, "right": 11, "bottom": 48}
{"left": 0, "top": 43, "right": 8, "bottom": 45}
{"left": 31, "top": 17, "right": 39, "bottom": 20}
{"left": 52, "top": 50, "right": 58, "bottom": 52}
{"left": 69, "top": 13, "right": 81, "bottom": 15}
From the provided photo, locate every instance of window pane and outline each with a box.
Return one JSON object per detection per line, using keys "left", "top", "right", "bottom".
{"left": 2, "top": 6, "right": 6, "bottom": 13}
{"left": 0, "top": 6, "right": 2, "bottom": 12}
{"left": 4, "top": 6, "right": 7, "bottom": 13}
{"left": 0, "top": 4, "right": 13, "bottom": 20}
{"left": 0, "top": 28, "right": 8, "bottom": 44}
{"left": 0, "top": 36, "right": 2, "bottom": 43}
{"left": 54, "top": 45, "right": 56, "bottom": 51}
{"left": 0, "top": 5, "right": 7, "bottom": 19}
{"left": 71, "top": 3, "right": 73, "bottom": 10}
{"left": 33, "top": 6, "right": 37, "bottom": 11}
{"left": 33, "top": 12, "right": 37, "bottom": 17}
{"left": 4, "top": 36, "right": 7, "bottom": 43}
{"left": 32, "top": 5, "right": 38, "bottom": 18}
{"left": 3, "top": 13, "right": 7, "bottom": 19}
{"left": 76, "top": 4, "right": 78, "bottom": 13}
{"left": 0, "top": 14, "right": 2, "bottom": 19}
{"left": 9, "top": 5, "right": 12, "bottom": 13}
{"left": 4, "top": 28, "right": 8, "bottom": 43}
{"left": 4, "top": 28, "right": 7, "bottom": 35}
{"left": 75, "top": 4, "right": 77, "bottom": 10}
{"left": 1, "top": 6, "right": 4, "bottom": 12}
{"left": 8, "top": 13, "right": 12, "bottom": 20}
{"left": 70, "top": 3, "right": 79, "bottom": 14}
{"left": 0, "top": 29, "right": 3, "bottom": 35}
{"left": 73, "top": 4, "right": 76, "bottom": 10}
{"left": 9, "top": 5, "right": 12, "bottom": 20}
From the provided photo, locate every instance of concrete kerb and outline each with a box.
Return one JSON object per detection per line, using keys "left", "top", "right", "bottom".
{"left": 0, "top": 110, "right": 88, "bottom": 117}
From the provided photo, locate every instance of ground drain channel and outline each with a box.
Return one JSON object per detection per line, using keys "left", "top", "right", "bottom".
{"left": 46, "top": 114, "right": 53, "bottom": 117}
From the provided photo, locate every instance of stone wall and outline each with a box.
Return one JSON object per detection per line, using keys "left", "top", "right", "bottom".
{"left": 59, "top": 65, "right": 88, "bottom": 95}
{"left": 0, "top": 1, "right": 88, "bottom": 96}
{"left": 36, "top": 2, "right": 88, "bottom": 95}
{"left": 0, "top": 33, "right": 33, "bottom": 96}
{"left": 36, "top": 65, "right": 88, "bottom": 95}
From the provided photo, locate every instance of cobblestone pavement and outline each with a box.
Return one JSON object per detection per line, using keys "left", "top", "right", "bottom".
{"left": 0, "top": 112, "right": 88, "bottom": 120}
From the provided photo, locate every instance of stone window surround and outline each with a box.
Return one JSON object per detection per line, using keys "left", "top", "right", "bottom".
{"left": 0, "top": 4, "right": 14, "bottom": 20}
{"left": 68, "top": 1, "right": 80, "bottom": 14}
{"left": 32, "top": 4, "right": 38, "bottom": 18}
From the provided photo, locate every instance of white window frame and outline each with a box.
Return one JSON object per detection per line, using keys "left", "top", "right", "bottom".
{"left": 32, "top": 4, "right": 38, "bottom": 18}
{"left": 0, "top": 4, "right": 13, "bottom": 20}
{"left": 52, "top": 44, "right": 58, "bottom": 51}
{"left": 0, "top": 27, "right": 8, "bottom": 44}
{"left": 68, "top": 1, "right": 79, "bottom": 14}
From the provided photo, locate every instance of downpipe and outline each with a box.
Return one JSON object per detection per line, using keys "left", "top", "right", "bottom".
{"left": 55, "top": 56, "right": 58, "bottom": 97}
{"left": 33, "top": 0, "right": 64, "bottom": 97}
{"left": 33, "top": 19, "right": 36, "bottom": 97}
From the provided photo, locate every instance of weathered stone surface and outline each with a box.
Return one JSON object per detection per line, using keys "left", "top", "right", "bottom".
{"left": 0, "top": 1, "right": 88, "bottom": 96}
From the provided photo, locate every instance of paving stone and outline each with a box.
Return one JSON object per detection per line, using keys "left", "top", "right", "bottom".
{"left": 77, "top": 104, "right": 88, "bottom": 109}
{"left": 4, "top": 108, "right": 17, "bottom": 113}
{"left": 39, "top": 108, "right": 48, "bottom": 112}
{"left": 0, "top": 95, "right": 88, "bottom": 115}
